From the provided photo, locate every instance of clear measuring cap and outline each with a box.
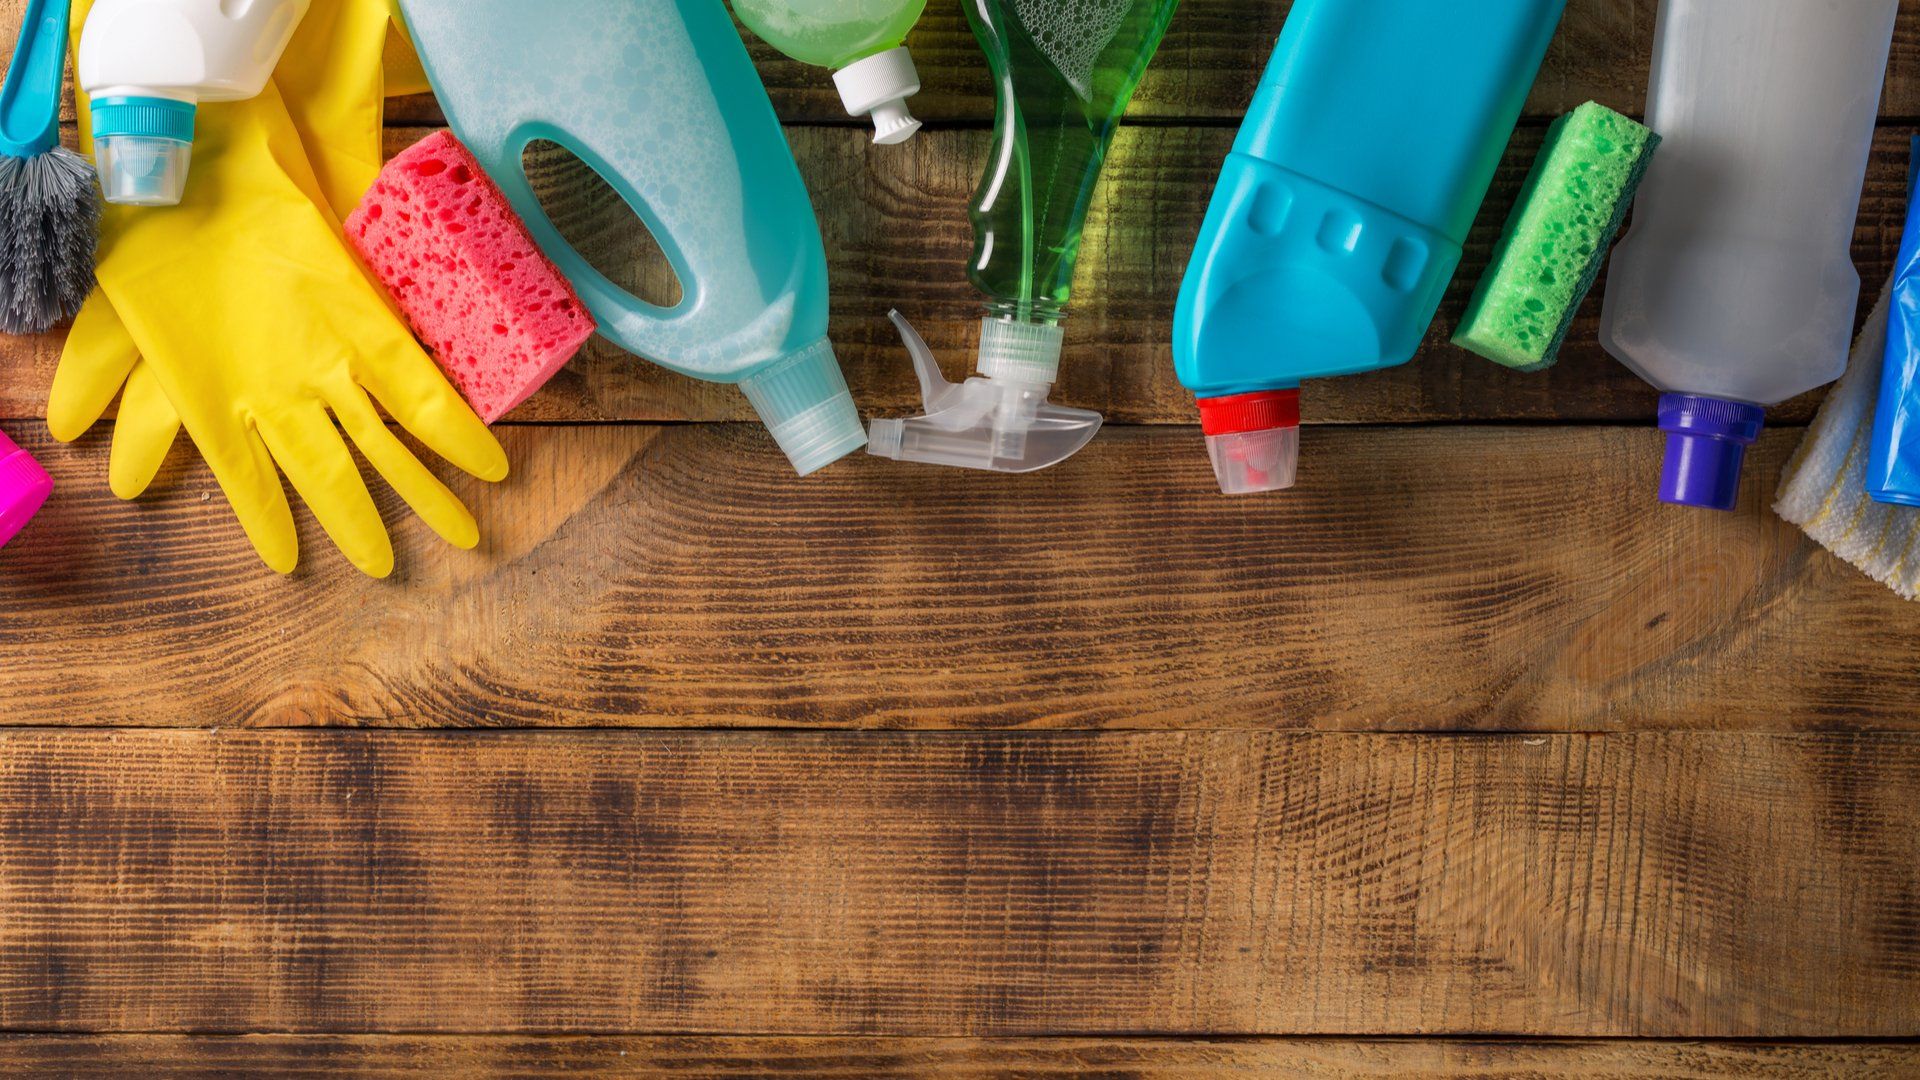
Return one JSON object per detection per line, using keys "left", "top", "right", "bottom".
{"left": 867, "top": 310, "right": 1103, "bottom": 473}
{"left": 89, "top": 96, "right": 197, "bottom": 206}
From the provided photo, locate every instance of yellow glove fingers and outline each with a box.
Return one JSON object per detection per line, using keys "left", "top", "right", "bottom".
{"left": 329, "top": 386, "right": 481, "bottom": 551}
{"left": 354, "top": 349, "right": 511, "bottom": 483}
{"left": 108, "top": 363, "right": 182, "bottom": 500}
{"left": 192, "top": 425, "right": 302, "bottom": 575}
{"left": 255, "top": 406, "right": 396, "bottom": 579}
{"left": 49, "top": 295, "right": 140, "bottom": 442}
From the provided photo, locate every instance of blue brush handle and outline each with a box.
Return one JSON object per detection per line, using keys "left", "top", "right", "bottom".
{"left": 0, "top": 0, "right": 70, "bottom": 158}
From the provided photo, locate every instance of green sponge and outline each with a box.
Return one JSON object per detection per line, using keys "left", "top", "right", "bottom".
{"left": 1454, "top": 102, "right": 1660, "bottom": 372}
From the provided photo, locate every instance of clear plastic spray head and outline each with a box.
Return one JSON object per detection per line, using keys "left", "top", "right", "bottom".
{"left": 867, "top": 311, "right": 1103, "bottom": 473}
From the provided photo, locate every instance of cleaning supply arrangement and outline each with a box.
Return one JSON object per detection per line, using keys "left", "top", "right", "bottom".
{"left": 49, "top": 0, "right": 507, "bottom": 577}
{"left": 0, "top": 0, "right": 1912, "bottom": 605}
{"left": 1776, "top": 139, "right": 1920, "bottom": 599}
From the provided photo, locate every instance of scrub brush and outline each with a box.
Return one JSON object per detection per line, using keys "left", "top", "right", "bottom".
{"left": 0, "top": 0, "right": 98, "bottom": 336}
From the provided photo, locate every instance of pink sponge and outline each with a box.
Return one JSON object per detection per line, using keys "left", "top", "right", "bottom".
{"left": 346, "top": 131, "right": 595, "bottom": 423}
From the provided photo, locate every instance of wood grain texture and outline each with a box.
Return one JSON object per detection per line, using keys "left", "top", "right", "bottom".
{"left": 0, "top": 729, "right": 1914, "bottom": 1036}
{"left": 1, "top": 0, "right": 1914, "bottom": 1058}
{"left": 1, "top": 424, "right": 1915, "bottom": 731}
{"left": 3, "top": 124, "right": 1907, "bottom": 426}
{"left": 2, "top": 1036, "right": 1917, "bottom": 1078}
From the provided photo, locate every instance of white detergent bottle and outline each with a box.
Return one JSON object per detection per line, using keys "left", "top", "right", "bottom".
{"left": 1599, "top": 0, "right": 1898, "bottom": 510}
{"left": 78, "top": 0, "right": 312, "bottom": 205}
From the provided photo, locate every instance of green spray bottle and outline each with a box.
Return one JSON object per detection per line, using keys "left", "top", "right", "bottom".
{"left": 732, "top": 0, "right": 929, "bottom": 144}
{"left": 870, "top": 0, "right": 1180, "bottom": 473}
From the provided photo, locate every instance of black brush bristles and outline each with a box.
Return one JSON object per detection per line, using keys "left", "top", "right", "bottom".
{"left": 0, "top": 145, "right": 100, "bottom": 336}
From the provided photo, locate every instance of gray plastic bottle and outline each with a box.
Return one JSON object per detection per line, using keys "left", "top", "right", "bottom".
{"left": 1599, "top": 0, "right": 1898, "bottom": 510}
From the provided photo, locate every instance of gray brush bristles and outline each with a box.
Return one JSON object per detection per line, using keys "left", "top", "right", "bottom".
{"left": 0, "top": 145, "right": 100, "bottom": 336}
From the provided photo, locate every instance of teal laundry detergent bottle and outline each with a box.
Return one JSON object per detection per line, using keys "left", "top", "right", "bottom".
{"left": 1173, "top": 0, "right": 1567, "bottom": 494}
{"left": 397, "top": 0, "right": 866, "bottom": 476}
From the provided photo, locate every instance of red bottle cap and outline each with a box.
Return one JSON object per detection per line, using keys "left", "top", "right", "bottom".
{"left": 1196, "top": 389, "right": 1301, "bottom": 436}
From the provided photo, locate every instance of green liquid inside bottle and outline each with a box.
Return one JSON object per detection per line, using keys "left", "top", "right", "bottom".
{"left": 733, "top": 0, "right": 925, "bottom": 67}
{"left": 866, "top": 0, "right": 1180, "bottom": 475}
{"left": 965, "top": 0, "right": 1181, "bottom": 323}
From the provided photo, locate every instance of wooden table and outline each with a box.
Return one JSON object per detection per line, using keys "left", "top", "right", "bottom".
{"left": 2, "top": 1, "right": 1918, "bottom": 1075}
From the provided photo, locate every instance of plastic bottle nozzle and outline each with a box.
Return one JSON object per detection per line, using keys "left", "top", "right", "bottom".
{"left": 867, "top": 311, "right": 1102, "bottom": 473}
{"left": 1657, "top": 393, "right": 1765, "bottom": 511}
{"left": 835, "top": 47, "right": 923, "bottom": 145}
{"left": 89, "top": 96, "right": 196, "bottom": 206}
{"left": 738, "top": 339, "right": 868, "bottom": 476}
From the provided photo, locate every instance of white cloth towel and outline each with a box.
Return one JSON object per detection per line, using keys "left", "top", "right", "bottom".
{"left": 1775, "top": 280, "right": 1920, "bottom": 600}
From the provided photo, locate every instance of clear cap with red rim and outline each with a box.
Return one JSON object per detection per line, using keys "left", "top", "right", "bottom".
{"left": 1196, "top": 389, "right": 1301, "bottom": 495}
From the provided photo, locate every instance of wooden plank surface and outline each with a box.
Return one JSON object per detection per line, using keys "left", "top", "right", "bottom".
{"left": 3, "top": 425, "right": 1917, "bottom": 731}
{"left": 2, "top": 0, "right": 1916, "bottom": 1066}
{"left": 2, "top": 1036, "right": 1916, "bottom": 1079}
{"left": 0, "top": 729, "right": 1915, "bottom": 1037}
{"left": 3, "top": 124, "right": 1908, "bottom": 426}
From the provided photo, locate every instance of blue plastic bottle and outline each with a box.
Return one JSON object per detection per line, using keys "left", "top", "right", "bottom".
{"left": 397, "top": 0, "right": 867, "bottom": 476}
{"left": 1173, "top": 0, "right": 1567, "bottom": 494}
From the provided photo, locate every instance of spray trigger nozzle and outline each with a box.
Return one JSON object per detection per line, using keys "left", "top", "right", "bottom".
{"left": 866, "top": 309, "right": 1103, "bottom": 474}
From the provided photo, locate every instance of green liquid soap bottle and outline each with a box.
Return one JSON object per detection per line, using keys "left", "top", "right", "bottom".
{"left": 869, "top": 0, "right": 1180, "bottom": 473}
{"left": 732, "top": 0, "right": 928, "bottom": 144}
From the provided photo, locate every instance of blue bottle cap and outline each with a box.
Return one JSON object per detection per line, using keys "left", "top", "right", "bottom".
{"left": 1658, "top": 393, "right": 1766, "bottom": 511}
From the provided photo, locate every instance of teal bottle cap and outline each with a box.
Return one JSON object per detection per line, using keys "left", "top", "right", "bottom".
{"left": 89, "top": 95, "right": 196, "bottom": 142}
{"left": 90, "top": 97, "right": 197, "bottom": 207}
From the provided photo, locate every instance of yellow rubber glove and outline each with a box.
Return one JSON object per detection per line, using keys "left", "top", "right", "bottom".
{"left": 78, "top": 0, "right": 427, "bottom": 500}
{"left": 52, "top": 0, "right": 507, "bottom": 578}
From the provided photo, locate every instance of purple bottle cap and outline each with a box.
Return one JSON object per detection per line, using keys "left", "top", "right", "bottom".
{"left": 1658, "top": 393, "right": 1765, "bottom": 511}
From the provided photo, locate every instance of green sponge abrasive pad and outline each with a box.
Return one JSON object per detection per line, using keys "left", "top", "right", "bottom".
{"left": 1454, "top": 102, "right": 1660, "bottom": 372}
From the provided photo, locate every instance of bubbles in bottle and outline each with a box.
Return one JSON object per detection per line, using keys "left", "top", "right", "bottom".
{"left": 1011, "top": 0, "right": 1133, "bottom": 99}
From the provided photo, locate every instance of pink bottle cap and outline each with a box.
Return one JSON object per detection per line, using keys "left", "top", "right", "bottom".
{"left": 0, "top": 427, "right": 53, "bottom": 550}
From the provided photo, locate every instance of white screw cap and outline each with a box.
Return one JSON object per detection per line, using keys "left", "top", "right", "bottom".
{"left": 834, "top": 47, "right": 923, "bottom": 145}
